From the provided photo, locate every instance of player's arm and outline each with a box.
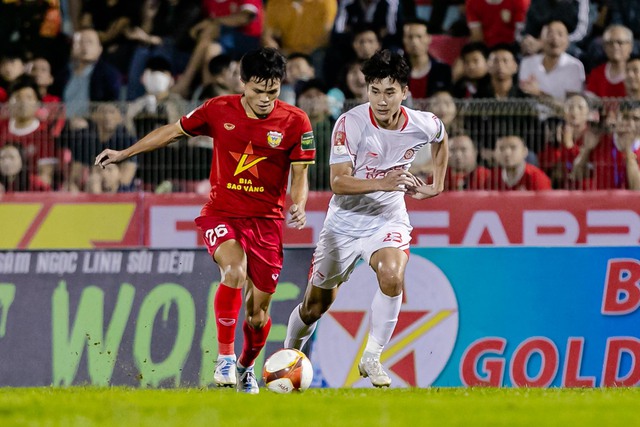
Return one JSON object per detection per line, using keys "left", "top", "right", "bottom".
{"left": 411, "top": 131, "right": 449, "bottom": 199}
{"left": 330, "top": 161, "right": 415, "bottom": 195}
{"left": 94, "top": 122, "right": 183, "bottom": 168}
{"left": 625, "top": 152, "right": 640, "bottom": 190}
{"left": 288, "top": 163, "right": 310, "bottom": 229}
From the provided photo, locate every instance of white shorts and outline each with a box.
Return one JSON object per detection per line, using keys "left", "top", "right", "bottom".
{"left": 309, "top": 223, "right": 411, "bottom": 289}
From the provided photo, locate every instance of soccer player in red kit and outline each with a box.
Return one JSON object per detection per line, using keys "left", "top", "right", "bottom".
{"left": 95, "top": 48, "right": 315, "bottom": 394}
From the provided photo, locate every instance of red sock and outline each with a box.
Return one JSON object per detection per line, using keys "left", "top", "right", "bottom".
{"left": 238, "top": 318, "right": 272, "bottom": 368}
{"left": 214, "top": 284, "right": 242, "bottom": 356}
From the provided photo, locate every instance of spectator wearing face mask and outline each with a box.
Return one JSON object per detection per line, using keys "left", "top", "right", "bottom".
{"left": 126, "top": 56, "right": 185, "bottom": 140}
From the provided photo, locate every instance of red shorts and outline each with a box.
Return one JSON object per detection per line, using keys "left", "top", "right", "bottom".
{"left": 195, "top": 215, "right": 284, "bottom": 294}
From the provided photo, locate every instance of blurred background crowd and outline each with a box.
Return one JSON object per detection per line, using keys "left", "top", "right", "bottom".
{"left": 0, "top": 0, "right": 638, "bottom": 194}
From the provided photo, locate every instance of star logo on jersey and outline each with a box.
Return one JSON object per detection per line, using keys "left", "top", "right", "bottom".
{"left": 230, "top": 142, "right": 267, "bottom": 178}
{"left": 267, "top": 131, "right": 283, "bottom": 147}
{"left": 403, "top": 149, "right": 415, "bottom": 160}
{"left": 224, "top": 123, "right": 235, "bottom": 130}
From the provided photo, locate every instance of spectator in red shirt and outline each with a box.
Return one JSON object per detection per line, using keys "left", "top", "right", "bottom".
{"left": 28, "top": 57, "right": 60, "bottom": 103}
{"left": 572, "top": 102, "right": 640, "bottom": 189}
{"left": 402, "top": 18, "right": 452, "bottom": 99}
{"left": 586, "top": 25, "right": 633, "bottom": 98}
{"left": 466, "top": 0, "right": 530, "bottom": 47}
{"left": 0, "top": 50, "right": 26, "bottom": 103}
{"left": 539, "top": 94, "right": 600, "bottom": 189}
{"left": 445, "top": 134, "right": 491, "bottom": 190}
{"left": 624, "top": 56, "right": 640, "bottom": 100}
{"left": 492, "top": 135, "right": 552, "bottom": 190}
{"left": 0, "top": 76, "right": 60, "bottom": 189}
{"left": 27, "top": 56, "right": 66, "bottom": 136}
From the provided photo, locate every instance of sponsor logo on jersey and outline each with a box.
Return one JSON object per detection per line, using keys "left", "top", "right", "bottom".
{"left": 230, "top": 142, "right": 267, "bottom": 177}
{"left": 267, "top": 131, "right": 283, "bottom": 147}
{"left": 224, "top": 123, "right": 235, "bottom": 130}
{"left": 333, "top": 118, "right": 348, "bottom": 155}
{"left": 312, "top": 255, "right": 458, "bottom": 388}
{"left": 301, "top": 131, "right": 315, "bottom": 151}
{"left": 403, "top": 149, "right": 415, "bottom": 160}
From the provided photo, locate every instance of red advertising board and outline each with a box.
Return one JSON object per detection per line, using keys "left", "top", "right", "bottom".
{"left": 1, "top": 191, "right": 638, "bottom": 249}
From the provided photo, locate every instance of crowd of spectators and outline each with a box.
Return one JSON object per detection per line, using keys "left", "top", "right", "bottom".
{"left": 0, "top": 0, "right": 638, "bottom": 194}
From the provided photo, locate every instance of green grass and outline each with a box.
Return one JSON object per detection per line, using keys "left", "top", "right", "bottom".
{"left": 0, "top": 387, "right": 638, "bottom": 427}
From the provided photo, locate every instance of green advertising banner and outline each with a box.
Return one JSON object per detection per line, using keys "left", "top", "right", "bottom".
{"left": 0, "top": 249, "right": 313, "bottom": 387}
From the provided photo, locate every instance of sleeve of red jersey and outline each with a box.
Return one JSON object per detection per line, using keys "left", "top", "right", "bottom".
{"left": 239, "top": 0, "right": 261, "bottom": 16}
{"left": 514, "top": 0, "right": 531, "bottom": 22}
{"left": 289, "top": 112, "right": 316, "bottom": 164}
{"left": 179, "top": 99, "right": 214, "bottom": 137}
{"left": 465, "top": 0, "right": 480, "bottom": 27}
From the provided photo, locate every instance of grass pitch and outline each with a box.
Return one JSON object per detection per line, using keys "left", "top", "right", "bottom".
{"left": 0, "top": 387, "right": 638, "bottom": 427}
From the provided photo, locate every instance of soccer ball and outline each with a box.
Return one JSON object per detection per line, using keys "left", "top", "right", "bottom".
{"left": 262, "top": 348, "right": 313, "bottom": 393}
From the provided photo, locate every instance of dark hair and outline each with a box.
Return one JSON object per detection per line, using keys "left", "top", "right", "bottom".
{"left": 460, "top": 41, "right": 488, "bottom": 59}
{"left": 296, "top": 78, "right": 328, "bottom": 102}
{"left": 208, "top": 54, "right": 233, "bottom": 76}
{"left": 361, "top": 49, "right": 410, "bottom": 87}
{"left": 403, "top": 18, "right": 430, "bottom": 30}
{"left": 0, "top": 143, "right": 30, "bottom": 191}
{"left": 8, "top": 75, "right": 41, "bottom": 101}
{"left": 145, "top": 56, "right": 172, "bottom": 73}
{"left": 352, "top": 23, "right": 381, "bottom": 41}
{"left": 488, "top": 43, "right": 517, "bottom": 59}
{"left": 240, "top": 47, "right": 286, "bottom": 84}
{"left": 287, "top": 52, "right": 313, "bottom": 66}
{"left": 627, "top": 55, "right": 640, "bottom": 64}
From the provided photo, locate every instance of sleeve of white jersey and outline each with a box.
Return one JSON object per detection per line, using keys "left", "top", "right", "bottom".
{"left": 426, "top": 113, "right": 446, "bottom": 143}
{"left": 329, "top": 114, "right": 360, "bottom": 165}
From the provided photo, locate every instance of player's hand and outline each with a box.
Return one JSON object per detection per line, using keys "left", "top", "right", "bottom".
{"left": 380, "top": 170, "right": 415, "bottom": 192}
{"left": 95, "top": 149, "right": 125, "bottom": 168}
{"left": 410, "top": 183, "right": 443, "bottom": 200}
{"left": 287, "top": 204, "right": 306, "bottom": 229}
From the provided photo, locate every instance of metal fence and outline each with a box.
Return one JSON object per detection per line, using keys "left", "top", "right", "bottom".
{"left": 0, "top": 97, "right": 637, "bottom": 193}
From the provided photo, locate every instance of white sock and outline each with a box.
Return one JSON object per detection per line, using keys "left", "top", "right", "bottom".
{"left": 363, "top": 289, "right": 402, "bottom": 360}
{"left": 284, "top": 304, "right": 317, "bottom": 350}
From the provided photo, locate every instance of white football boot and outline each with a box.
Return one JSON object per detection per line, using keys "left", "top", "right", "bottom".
{"left": 213, "top": 356, "right": 237, "bottom": 387}
{"left": 358, "top": 357, "right": 392, "bottom": 387}
{"left": 236, "top": 364, "right": 259, "bottom": 394}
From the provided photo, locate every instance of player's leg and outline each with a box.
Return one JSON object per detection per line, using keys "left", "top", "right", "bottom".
{"left": 211, "top": 239, "right": 248, "bottom": 387}
{"left": 358, "top": 227, "right": 410, "bottom": 387}
{"left": 234, "top": 217, "right": 282, "bottom": 394}
{"left": 285, "top": 283, "right": 338, "bottom": 350}
{"left": 236, "top": 280, "right": 273, "bottom": 394}
{"left": 285, "top": 230, "right": 359, "bottom": 351}
{"left": 196, "top": 216, "right": 247, "bottom": 387}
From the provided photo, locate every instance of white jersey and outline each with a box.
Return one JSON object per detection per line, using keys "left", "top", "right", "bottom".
{"left": 325, "top": 103, "right": 445, "bottom": 236}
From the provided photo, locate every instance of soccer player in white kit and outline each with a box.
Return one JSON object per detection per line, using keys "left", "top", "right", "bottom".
{"left": 285, "top": 50, "right": 449, "bottom": 387}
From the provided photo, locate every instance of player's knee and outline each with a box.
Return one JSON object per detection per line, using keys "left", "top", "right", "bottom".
{"left": 299, "top": 300, "right": 326, "bottom": 324}
{"left": 221, "top": 265, "right": 247, "bottom": 288}
{"left": 377, "top": 267, "right": 404, "bottom": 295}
{"left": 247, "top": 313, "right": 268, "bottom": 329}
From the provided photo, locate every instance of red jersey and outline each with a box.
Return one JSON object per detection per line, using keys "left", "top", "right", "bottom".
{"left": 0, "top": 119, "right": 58, "bottom": 170}
{"left": 445, "top": 166, "right": 491, "bottom": 190}
{"left": 202, "top": 0, "right": 263, "bottom": 37}
{"left": 585, "top": 63, "right": 626, "bottom": 98}
{"left": 582, "top": 133, "right": 640, "bottom": 189}
{"left": 491, "top": 163, "right": 552, "bottom": 190}
{"left": 180, "top": 95, "right": 315, "bottom": 219}
{"left": 466, "top": 0, "right": 530, "bottom": 47}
